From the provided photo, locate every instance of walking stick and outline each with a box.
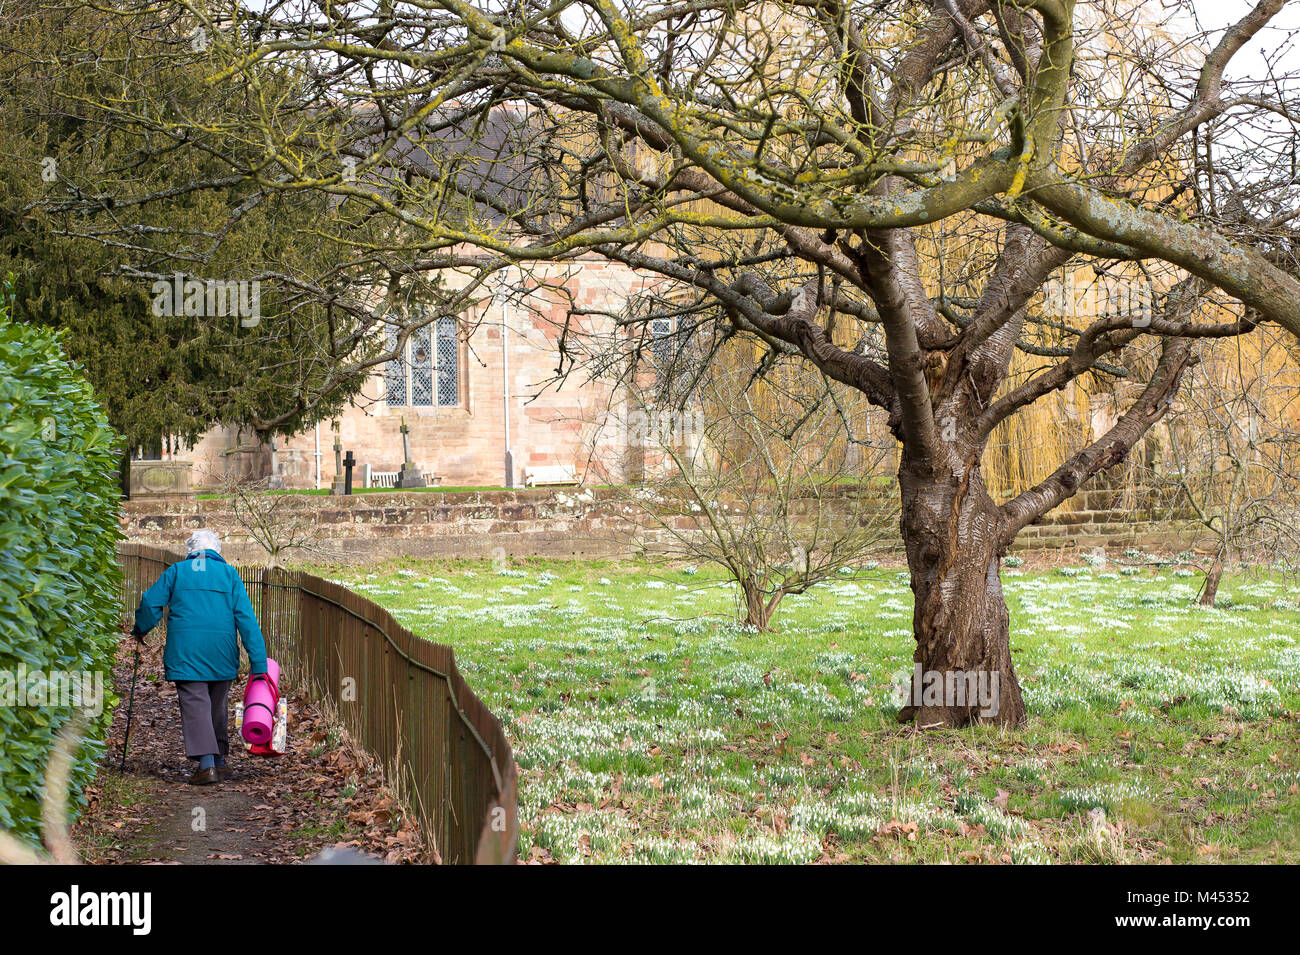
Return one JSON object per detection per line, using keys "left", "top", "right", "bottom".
{"left": 119, "top": 639, "right": 141, "bottom": 772}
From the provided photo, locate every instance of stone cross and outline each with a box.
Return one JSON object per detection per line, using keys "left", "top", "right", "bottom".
{"left": 399, "top": 415, "right": 414, "bottom": 466}
{"left": 343, "top": 450, "right": 356, "bottom": 495}
{"left": 330, "top": 432, "right": 347, "bottom": 495}
{"left": 396, "top": 415, "right": 426, "bottom": 489}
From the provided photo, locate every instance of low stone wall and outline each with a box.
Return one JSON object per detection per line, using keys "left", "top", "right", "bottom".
{"left": 122, "top": 488, "right": 634, "bottom": 564}
{"left": 120, "top": 483, "right": 1209, "bottom": 565}
{"left": 1003, "top": 482, "right": 1210, "bottom": 553}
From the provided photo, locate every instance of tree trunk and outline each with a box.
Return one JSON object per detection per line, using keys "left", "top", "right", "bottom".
{"left": 740, "top": 580, "right": 774, "bottom": 631}
{"left": 1199, "top": 550, "right": 1225, "bottom": 606}
{"left": 118, "top": 450, "right": 132, "bottom": 501}
{"left": 897, "top": 460, "right": 1026, "bottom": 728}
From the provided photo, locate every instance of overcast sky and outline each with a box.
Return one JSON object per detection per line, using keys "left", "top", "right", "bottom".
{"left": 233, "top": 1, "right": 1300, "bottom": 86}
{"left": 1189, "top": 0, "right": 1300, "bottom": 83}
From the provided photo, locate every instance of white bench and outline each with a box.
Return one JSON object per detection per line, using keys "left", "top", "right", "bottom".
{"left": 523, "top": 464, "right": 578, "bottom": 487}
{"left": 364, "top": 467, "right": 440, "bottom": 488}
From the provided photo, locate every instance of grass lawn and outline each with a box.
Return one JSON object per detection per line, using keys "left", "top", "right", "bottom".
{"left": 308, "top": 555, "right": 1300, "bottom": 864}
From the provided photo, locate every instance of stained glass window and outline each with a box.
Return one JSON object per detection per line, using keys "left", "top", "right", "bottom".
{"left": 384, "top": 327, "right": 406, "bottom": 406}
{"left": 411, "top": 325, "right": 434, "bottom": 406}
{"left": 436, "top": 317, "right": 458, "bottom": 406}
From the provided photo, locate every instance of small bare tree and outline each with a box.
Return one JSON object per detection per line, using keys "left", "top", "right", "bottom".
{"left": 601, "top": 361, "right": 897, "bottom": 631}
{"left": 209, "top": 470, "right": 323, "bottom": 568}
{"left": 1144, "top": 333, "right": 1300, "bottom": 605}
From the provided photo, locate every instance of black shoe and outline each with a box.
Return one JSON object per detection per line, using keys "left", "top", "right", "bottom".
{"left": 216, "top": 764, "right": 234, "bottom": 781}
{"left": 188, "top": 767, "right": 219, "bottom": 786}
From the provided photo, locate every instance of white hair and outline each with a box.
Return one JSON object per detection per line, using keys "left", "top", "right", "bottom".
{"left": 185, "top": 529, "right": 223, "bottom": 555}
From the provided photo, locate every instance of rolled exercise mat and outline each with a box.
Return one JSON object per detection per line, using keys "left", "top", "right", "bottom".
{"left": 240, "top": 658, "right": 281, "bottom": 745}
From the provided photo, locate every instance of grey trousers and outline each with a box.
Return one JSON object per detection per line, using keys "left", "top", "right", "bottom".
{"left": 174, "top": 680, "right": 232, "bottom": 760}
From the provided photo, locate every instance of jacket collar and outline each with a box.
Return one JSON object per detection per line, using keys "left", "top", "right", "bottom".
{"left": 185, "top": 548, "right": 228, "bottom": 565}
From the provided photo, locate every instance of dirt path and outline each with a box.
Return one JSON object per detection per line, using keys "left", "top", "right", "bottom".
{"left": 73, "top": 637, "right": 427, "bottom": 864}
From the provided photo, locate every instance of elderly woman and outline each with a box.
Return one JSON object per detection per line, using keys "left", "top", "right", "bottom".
{"left": 131, "top": 529, "right": 268, "bottom": 785}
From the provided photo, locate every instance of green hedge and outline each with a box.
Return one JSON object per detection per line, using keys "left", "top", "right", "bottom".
{"left": 0, "top": 298, "right": 123, "bottom": 845}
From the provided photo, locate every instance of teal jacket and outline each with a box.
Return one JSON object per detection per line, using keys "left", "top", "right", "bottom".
{"left": 133, "top": 550, "right": 268, "bottom": 682}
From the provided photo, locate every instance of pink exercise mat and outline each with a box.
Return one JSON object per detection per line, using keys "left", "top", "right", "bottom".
{"left": 240, "top": 658, "right": 281, "bottom": 745}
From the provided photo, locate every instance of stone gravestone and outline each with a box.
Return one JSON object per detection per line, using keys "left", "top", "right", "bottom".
{"left": 129, "top": 460, "right": 195, "bottom": 497}
{"left": 343, "top": 450, "right": 356, "bottom": 495}
{"left": 330, "top": 432, "right": 348, "bottom": 496}
{"left": 395, "top": 417, "right": 425, "bottom": 489}
{"left": 266, "top": 437, "right": 285, "bottom": 490}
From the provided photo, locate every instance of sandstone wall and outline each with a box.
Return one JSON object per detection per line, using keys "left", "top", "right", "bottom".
{"left": 121, "top": 484, "right": 1210, "bottom": 566}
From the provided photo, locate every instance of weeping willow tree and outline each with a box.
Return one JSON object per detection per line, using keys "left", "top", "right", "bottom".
{"left": 1148, "top": 326, "right": 1300, "bottom": 604}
